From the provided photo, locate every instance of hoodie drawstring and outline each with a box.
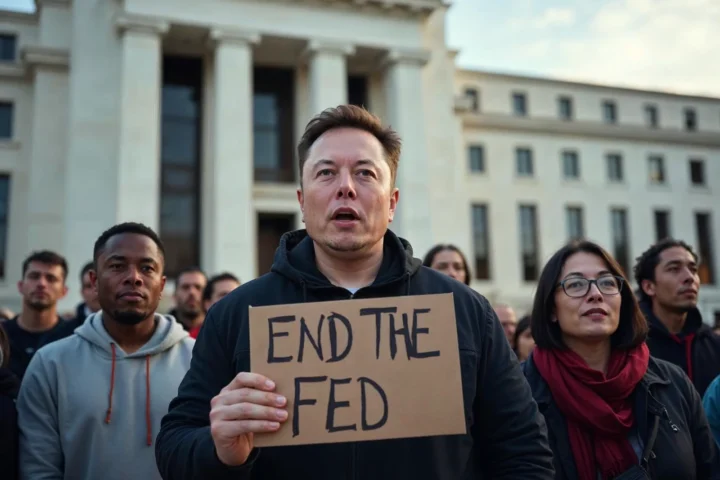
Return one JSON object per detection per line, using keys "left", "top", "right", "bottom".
{"left": 105, "top": 344, "right": 154, "bottom": 446}
{"left": 105, "top": 343, "right": 116, "bottom": 424}
{"left": 670, "top": 333, "right": 696, "bottom": 382}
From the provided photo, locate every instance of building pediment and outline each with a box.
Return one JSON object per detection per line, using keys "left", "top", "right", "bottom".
{"left": 276, "top": 0, "right": 446, "bottom": 17}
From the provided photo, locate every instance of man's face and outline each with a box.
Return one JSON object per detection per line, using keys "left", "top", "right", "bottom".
{"left": 297, "top": 127, "right": 398, "bottom": 255}
{"left": 203, "top": 279, "right": 240, "bottom": 311}
{"left": 17, "top": 262, "right": 68, "bottom": 311}
{"left": 643, "top": 246, "right": 700, "bottom": 313}
{"left": 81, "top": 271, "right": 101, "bottom": 312}
{"left": 494, "top": 306, "right": 517, "bottom": 344}
{"left": 91, "top": 233, "right": 166, "bottom": 325}
{"left": 174, "top": 271, "right": 206, "bottom": 317}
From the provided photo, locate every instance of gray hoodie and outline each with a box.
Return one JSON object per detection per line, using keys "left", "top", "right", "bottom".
{"left": 17, "top": 312, "right": 195, "bottom": 480}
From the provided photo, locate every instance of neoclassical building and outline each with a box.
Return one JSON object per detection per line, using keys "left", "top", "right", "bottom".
{"left": 0, "top": 0, "right": 719, "bottom": 321}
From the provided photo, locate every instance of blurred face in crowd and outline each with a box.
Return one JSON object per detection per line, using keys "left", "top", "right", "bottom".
{"left": 298, "top": 127, "right": 398, "bottom": 256}
{"left": 204, "top": 278, "right": 240, "bottom": 312}
{"left": 81, "top": 270, "right": 101, "bottom": 312}
{"left": 429, "top": 249, "right": 467, "bottom": 284}
{"left": 92, "top": 233, "right": 166, "bottom": 325}
{"left": 515, "top": 328, "right": 535, "bottom": 362}
{"left": 554, "top": 252, "right": 622, "bottom": 345}
{"left": 494, "top": 305, "right": 517, "bottom": 345}
{"left": 642, "top": 246, "right": 699, "bottom": 313}
{"left": 174, "top": 271, "right": 206, "bottom": 317}
{"left": 18, "top": 262, "right": 68, "bottom": 311}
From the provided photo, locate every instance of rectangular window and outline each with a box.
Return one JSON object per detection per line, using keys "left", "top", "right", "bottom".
{"left": 602, "top": 100, "right": 617, "bottom": 124}
{"left": 644, "top": 104, "right": 658, "bottom": 128}
{"left": 519, "top": 204, "right": 540, "bottom": 281}
{"left": 689, "top": 159, "right": 706, "bottom": 186}
{"left": 558, "top": 96, "right": 573, "bottom": 120}
{"left": 0, "top": 102, "right": 13, "bottom": 139}
{"left": 512, "top": 92, "right": 527, "bottom": 116}
{"left": 472, "top": 204, "right": 491, "bottom": 280}
{"left": 685, "top": 108, "right": 697, "bottom": 131}
{"left": 566, "top": 206, "right": 584, "bottom": 240}
{"left": 607, "top": 154, "right": 624, "bottom": 182}
{"left": 254, "top": 67, "right": 295, "bottom": 183}
{"left": 0, "top": 34, "right": 16, "bottom": 62}
{"left": 654, "top": 210, "right": 671, "bottom": 242}
{"left": 611, "top": 208, "right": 630, "bottom": 276}
{"left": 0, "top": 174, "right": 9, "bottom": 279}
{"left": 468, "top": 145, "right": 485, "bottom": 173}
{"left": 695, "top": 212, "right": 715, "bottom": 285}
{"left": 465, "top": 88, "right": 479, "bottom": 112}
{"left": 562, "top": 150, "right": 580, "bottom": 179}
{"left": 516, "top": 148, "right": 533, "bottom": 177}
{"left": 648, "top": 155, "right": 665, "bottom": 184}
{"left": 347, "top": 75, "right": 369, "bottom": 110}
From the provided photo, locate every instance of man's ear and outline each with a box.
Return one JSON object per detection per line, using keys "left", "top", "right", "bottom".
{"left": 388, "top": 188, "right": 399, "bottom": 222}
{"left": 640, "top": 279, "right": 655, "bottom": 298}
{"left": 297, "top": 187, "right": 305, "bottom": 222}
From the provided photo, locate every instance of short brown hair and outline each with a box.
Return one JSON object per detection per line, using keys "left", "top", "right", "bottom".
{"left": 531, "top": 239, "right": 648, "bottom": 351}
{"left": 297, "top": 105, "right": 402, "bottom": 187}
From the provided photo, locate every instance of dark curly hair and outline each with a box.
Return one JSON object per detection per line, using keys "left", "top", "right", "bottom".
{"left": 633, "top": 238, "right": 698, "bottom": 302}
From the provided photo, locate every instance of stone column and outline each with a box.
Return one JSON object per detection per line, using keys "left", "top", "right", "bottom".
{"left": 203, "top": 28, "right": 259, "bottom": 282}
{"left": 115, "top": 14, "right": 168, "bottom": 229}
{"left": 23, "top": 47, "right": 70, "bottom": 252}
{"left": 304, "top": 39, "right": 355, "bottom": 114}
{"left": 382, "top": 48, "right": 433, "bottom": 254}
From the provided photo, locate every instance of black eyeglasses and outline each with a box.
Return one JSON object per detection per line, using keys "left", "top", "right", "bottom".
{"left": 557, "top": 274, "right": 624, "bottom": 298}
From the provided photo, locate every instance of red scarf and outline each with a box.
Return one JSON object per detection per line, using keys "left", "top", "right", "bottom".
{"left": 533, "top": 343, "right": 650, "bottom": 480}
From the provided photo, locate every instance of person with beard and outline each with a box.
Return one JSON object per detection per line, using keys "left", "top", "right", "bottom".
{"left": 189, "top": 272, "right": 240, "bottom": 339}
{"left": 0, "top": 323, "right": 20, "bottom": 480}
{"left": 16, "top": 222, "right": 195, "bottom": 480}
{"left": 71, "top": 261, "right": 102, "bottom": 326}
{"left": 169, "top": 267, "right": 207, "bottom": 333}
{"left": 3, "top": 250, "right": 74, "bottom": 381}
{"left": 634, "top": 238, "right": 720, "bottom": 396}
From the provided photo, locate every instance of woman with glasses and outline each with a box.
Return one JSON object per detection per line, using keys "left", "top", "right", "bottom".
{"left": 522, "top": 240, "right": 718, "bottom": 479}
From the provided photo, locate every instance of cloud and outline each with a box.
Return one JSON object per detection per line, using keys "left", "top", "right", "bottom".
{"left": 507, "top": 6, "right": 577, "bottom": 31}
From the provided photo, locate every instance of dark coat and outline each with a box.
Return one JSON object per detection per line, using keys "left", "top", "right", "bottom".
{"left": 0, "top": 367, "right": 19, "bottom": 480}
{"left": 523, "top": 353, "right": 720, "bottom": 479}
{"left": 155, "top": 229, "right": 556, "bottom": 479}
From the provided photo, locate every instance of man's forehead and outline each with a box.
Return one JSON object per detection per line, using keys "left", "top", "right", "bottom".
{"left": 659, "top": 246, "right": 695, "bottom": 264}
{"left": 27, "top": 262, "right": 62, "bottom": 274}
{"left": 102, "top": 234, "right": 161, "bottom": 260}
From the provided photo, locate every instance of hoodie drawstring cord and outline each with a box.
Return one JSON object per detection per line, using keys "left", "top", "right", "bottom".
{"left": 145, "top": 355, "right": 152, "bottom": 446}
{"left": 670, "top": 333, "right": 696, "bottom": 382}
{"left": 105, "top": 343, "right": 116, "bottom": 424}
{"left": 105, "top": 344, "right": 154, "bottom": 446}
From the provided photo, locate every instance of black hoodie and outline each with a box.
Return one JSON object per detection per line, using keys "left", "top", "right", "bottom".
{"left": 641, "top": 299, "right": 720, "bottom": 397}
{"left": 156, "top": 229, "right": 555, "bottom": 479}
{"left": 0, "top": 367, "right": 19, "bottom": 480}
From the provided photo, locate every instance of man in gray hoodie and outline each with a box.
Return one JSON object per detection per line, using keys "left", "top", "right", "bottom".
{"left": 16, "top": 222, "right": 195, "bottom": 480}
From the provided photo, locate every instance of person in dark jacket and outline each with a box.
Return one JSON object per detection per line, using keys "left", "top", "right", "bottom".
{"left": 633, "top": 238, "right": 720, "bottom": 396}
{"left": 0, "top": 322, "right": 20, "bottom": 480}
{"left": 155, "top": 105, "right": 555, "bottom": 479}
{"left": 522, "top": 239, "right": 718, "bottom": 479}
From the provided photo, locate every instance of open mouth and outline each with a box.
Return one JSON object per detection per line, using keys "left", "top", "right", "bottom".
{"left": 332, "top": 208, "right": 360, "bottom": 222}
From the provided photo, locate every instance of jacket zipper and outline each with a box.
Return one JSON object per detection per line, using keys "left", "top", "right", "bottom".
{"left": 663, "top": 408, "right": 679, "bottom": 432}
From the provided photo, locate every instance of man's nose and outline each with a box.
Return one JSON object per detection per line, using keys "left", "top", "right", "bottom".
{"left": 336, "top": 172, "right": 357, "bottom": 198}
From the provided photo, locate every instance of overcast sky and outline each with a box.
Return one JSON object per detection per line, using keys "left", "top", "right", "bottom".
{"left": 2, "top": 0, "right": 718, "bottom": 96}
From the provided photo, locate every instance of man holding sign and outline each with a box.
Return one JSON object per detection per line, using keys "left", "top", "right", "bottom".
{"left": 155, "top": 105, "right": 555, "bottom": 479}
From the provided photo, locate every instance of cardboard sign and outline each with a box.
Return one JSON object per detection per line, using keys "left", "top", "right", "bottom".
{"left": 249, "top": 293, "right": 466, "bottom": 447}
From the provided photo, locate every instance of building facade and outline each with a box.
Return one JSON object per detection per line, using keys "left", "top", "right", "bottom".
{"left": 0, "top": 0, "right": 718, "bottom": 321}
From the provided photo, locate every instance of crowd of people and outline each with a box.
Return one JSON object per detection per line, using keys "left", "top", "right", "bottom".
{"left": 1, "top": 104, "right": 720, "bottom": 479}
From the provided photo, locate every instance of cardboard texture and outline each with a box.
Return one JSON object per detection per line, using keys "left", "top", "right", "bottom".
{"left": 249, "top": 293, "right": 466, "bottom": 447}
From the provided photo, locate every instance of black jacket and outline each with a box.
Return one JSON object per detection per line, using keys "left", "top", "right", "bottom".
{"left": 523, "top": 353, "right": 720, "bottom": 479}
{"left": 0, "top": 367, "right": 19, "bottom": 480}
{"left": 641, "top": 299, "right": 720, "bottom": 397}
{"left": 156, "top": 229, "right": 555, "bottom": 479}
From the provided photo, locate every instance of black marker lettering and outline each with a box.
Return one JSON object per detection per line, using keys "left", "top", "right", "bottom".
{"left": 326, "top": 377, "right": 357, "bottom": 433}
{"left": 292, "top": 376, "right": 327, "bottom": 437}
{"left": 359, "top": 307, "right": 398, "bottom": 360}
{"left": 326, "top": 312, "right": 353, "bottom": 363}
{"left": 298, "top": 315, "right": 324, "bottom": 362}
{"left": 358, "top": 377, "right": 389, "bottom": 431}
{"left": 411, "top": 308, "right": 440, "bottom": 358}
{"left": 267, "top": 315, "right": 295, "bottom": 363}
{"left": 390, "top": 313, "right": 413, "bottom": 360}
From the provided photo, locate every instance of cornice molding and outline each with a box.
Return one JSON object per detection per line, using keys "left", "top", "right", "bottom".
{"left": 207, "top": 28, "right": 261, "bottom": 48}
{"left": 35, "top": 0, "right": 71, "bottom": 8}
{"left": 22, "top": 46, "right": 69, "bottom": 71}
{"left": 380, "top": 47, "right": 430, "bottom": 69}
{"left": 303, "top": 39, "right": 356, "bottom": 59}
{"left": 461, "top": 112, "right": 720, "bottom": 148}
{"left": 0, "top": 63, "right": 27, "bottom": 81}
{"left": 115, "top": 13, "right": 169, "bottom": 36}
{"left": 0, "top": 9, "right": 37, "bottom": 25}
{"left": 274, "top": 0, "right": 442, "bottom": 18}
